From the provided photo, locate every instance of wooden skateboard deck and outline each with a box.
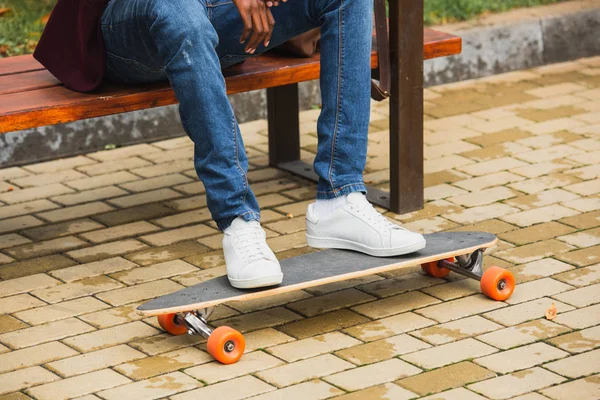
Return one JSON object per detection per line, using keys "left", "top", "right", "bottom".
{"left": 138, "top": 231, "right": 497, "bottom": 317}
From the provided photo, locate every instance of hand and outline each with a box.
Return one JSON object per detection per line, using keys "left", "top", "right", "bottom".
{"left": 233, "top": 0, "right": 276, "bottom": 54}
{"left": 265, "top": 0, "right": 287, "bottom": 7}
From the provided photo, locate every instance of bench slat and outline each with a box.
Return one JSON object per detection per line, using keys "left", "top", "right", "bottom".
{"left": 0, "top": 28, "right": 461, "bottom": 133}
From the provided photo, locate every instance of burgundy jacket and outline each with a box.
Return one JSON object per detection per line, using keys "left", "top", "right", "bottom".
{"left": 33, "top": 0, "right": 109, "bottom": 93}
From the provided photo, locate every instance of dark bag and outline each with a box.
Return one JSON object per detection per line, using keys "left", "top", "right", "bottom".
{"left": 275, "top": 0, "right": 390, "bottom": 101}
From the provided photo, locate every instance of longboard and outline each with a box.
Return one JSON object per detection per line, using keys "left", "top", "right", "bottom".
{"left": 138, "top": 231, "right": 515, "bottom": 364}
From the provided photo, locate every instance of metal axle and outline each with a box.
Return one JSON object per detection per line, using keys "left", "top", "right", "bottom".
{"left": 174, "top": 308, "right": 215, "bottom": 338}
{"left": 438, "top": 249, "right": 485, "bottom": 281}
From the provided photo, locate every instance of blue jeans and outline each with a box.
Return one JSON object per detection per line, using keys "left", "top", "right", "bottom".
{"left": 101, "top": 0, "right": 372, "bottom": 230}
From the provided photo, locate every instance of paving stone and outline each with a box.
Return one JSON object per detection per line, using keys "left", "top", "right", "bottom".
{"left": 0, "top": 200, "right": 59, "bottom": 220}
{"left": 5, "top": 236, "right": 87, "bottom": 260}
{"left": 0, "top": 293, "right": 45, "bottom": 314}
{"left": 558, "top": 246, "right": 600, "bottom": 267}
{"left": 415, "top": 294, "right": 506, "bottom": 323}
{"left": 475, "top": 342, "right": 568, "bottom": 374}
{"left": 499, "top": 222, "right": 575, "bottom": 245}
{"left": 66, "top": 239, "right": 149, "bottom": 263}
{"left": 76, "top": 157, "right": 152, "bottom": 176}
{"left": 151, "top": 208, "right": 211, "bottom": 229}
{"left": 213, "top": 307, "right": 302, "bottom": 334}
{"left": 92, "top": 203, "right": 175, "bottom": 227}
{"left": 501, "top": 205, "right": 580, "bottom": 227}
{"left": 0, "top": 273, "right": 60, "bottom": 298}
{"left": 418, "top": 387, "right": 488, "bottom": 400}
{"left": 125, "top": 240, "right": 208, "bottom": 266}
{"left": 28, "top": 369, "right": 131, "bottom": 400}
{"left": 15, "top": 297, "right": 109, "bottom": 325}
{"left": 0, "top": 318, "right": 95, "bottom": 349}
{"left": 51, "top": 186, "right": 128, "bottom": 206}
{"left": 506, "top": 278, "right": 574, "bottom": 305}
{"left": 565, "top": 178, "right": 600, "bottom": 196}
{"left": 468, "top": 367, "right": 566, "bottom": 400}
{"left": 171, "top": 265, "right": 227, "bottom": 286}
{"left": 38, "top": 202, "right": 115, "bottom": 223}
{"left": 397, "top": 361, "right": 495, "bottom": 396}
{"left": 448, "top": 186, "right": 518, "bottom": 207}
{"left": 277, "top": 309, "right": 368, "bottom": 339}
{"left": 0, "top": 215, "right": 44, "bottom": 234}
{"left": 127, "top": 332, "right": 205, "bottom": 356}
{"left": 419, "top": 278, "right": 481, "bottom": 301}
{"left": 96, "top": 279, "right": 184, "bottom": 306}
{"left": 119, "top": 173, "right": 192, "bottom": 193}
{"left": 411, "top": 315, "right": 503, "bottom": 345}
{"left": 512, "top": 160, "right": 577, "bottom": 178}
{"left": 424, "top": 183, "right": 468, "bottom": 201}
{"left": 0, "top": 367, "right": 59, "bottom": 396}
{"left": 401, "top": 338, "right": 497, "bottom": 369}
{"left": 425, "top": 155, "right": 474, "bottom": 174}
{"left": 0, "top": 184, "right": 74, "bottom": 205}
{"left": 477, "top": 319, "right": 571, "bottom": 350}
{"left": 184, "top": 350, "right": 283, "bottom": 384}
{"left": 63, "top": 321, "right": 160, "bottom": 352}
{"left": 424, "top": 115, "right": 485, "bottom": 131}
{"left": 563, "top": 197, "right": 600, "bottom": 213}
{"left": 0, "top": 342, "right": 78, "bottom": 376}
{"left": 0, "top": 314, "right": 29, "bottom": 334}
{"left": 334, "top": 333, "right": 430, "bottom": 365}
{"left": 540, "top": 374, "right": 600, "bottom": 400}
{"left": 256, "top": 354, "right": 354, "bottom": 388}
{"left": 21, "top": 219, "right": 104, "bottom": 241}
{"left": 87, "top": 144, "right": 160, "bottom": 161}
{"left": 139, "top": 224, "right": 217, "bottom": 246}
{"left": 506, "top": 189, "right": 580, "bottom": 211}
{"left": 51, "top": 257, "right": 138, "bottom": 282}
{"left": 544, "top": 348, "right": 600, "bottom": 379}
{"left": 170, "top": 375, "right": 270, "bottom": 400}
{"left": 484, "top": 297, "right": 574, "bottom": 326}
{"left": 554, "top": 303, "right": 600, "bottom": 329}
{"left": 343, "top": 312, "right": 435, "bottom": 342}
{"left": 114, "top": 347, "right": 211, "bottom": 380}
{"left": 110, "top": 260, "right": 197, "bottom": 285}
{"left": 266, "top": 331, "right": 361, "bottom": 362}
{"left": 0, "top": 233, "right": 31, "bottom": 249}
{"left": 470, "top": 117, "right": 535, "bottom": 134}
{"left": 443, "top": 203, "right": 519, "bottom": 224}
{"left": 324, "top": 358, "right": 421, "bottom": 392}
{"left": 517, "top": 145, "right": 583, "bottom": 163}
{"left": 31, "top": 276, "right": 124, "bottom": 304}
{"left": 394, "top": 200, "right": 463, "bottom": 223}
{"left": 46, "top": 344, "right": 144, "bottom": 378}
{"left": 80, "top": 221, "right": 160, "bottom": 243}
{"left": 508, "top": 394, "right": 553, "bottom": 400}
{"left": 400, "top": 216, "right": 460, "bottom": 234}
{"left": 0, "top": 254, "right": 77, "bottom": 280}
{"left": 351, "top": 291, "right": 440, "bottom": 319}
{"left": 242, "top": 328, "right": 295, "bottom": 353}
{"left": 553, "top": 264, "right": 600, "bottom": 287}
{"left": 328, "top": 382, "right": 416, "bottom": 400}
{"left": 553, "top": 282, "right": 600, "bottom": 308}
{"left": 79, "top": 302, "right": 143, "bottom": 329}
{"left": 454, "top": 171, "right": 525, "bottom": 191}
{"left": 107, "top": 188, "right": 182, "bottom": 208}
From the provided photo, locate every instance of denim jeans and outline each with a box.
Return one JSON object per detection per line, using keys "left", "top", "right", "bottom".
{"left": 100, "top": 0, "right": 372, "bottom": 230}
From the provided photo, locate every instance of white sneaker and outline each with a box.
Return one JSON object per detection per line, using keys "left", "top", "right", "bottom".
{"left": 223, "top": 217, "right": 283, "bottom": 289}
{"left": 306, "top": 192, "right": 426, "bottom": 256}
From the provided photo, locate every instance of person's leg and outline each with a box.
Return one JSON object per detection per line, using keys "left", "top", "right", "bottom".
{"left": 100, "top": 0, "right": 282, "bottom": 288}
{"left": 100, "top": 0, "right": 259, "bottom": 232}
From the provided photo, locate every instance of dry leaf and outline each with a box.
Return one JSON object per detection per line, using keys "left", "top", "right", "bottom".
{"left": 546, "top": 303, "right": 557, "bottom": 320}
{"left": 0, "top": 8, "right": 11, "bottom": 17}
{"left": 286, "top": 213, "right": 293, "bottom": 219}
{"left": 7, "top": 187, "right": 14, "bottom": 192}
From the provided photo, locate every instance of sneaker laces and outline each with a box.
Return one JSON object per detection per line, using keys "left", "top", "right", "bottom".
{"left": 235, "top": 224, "right": 270, "bottom": 263}
{"left": 349, "top": 197, "right": 406, "bottom": 232}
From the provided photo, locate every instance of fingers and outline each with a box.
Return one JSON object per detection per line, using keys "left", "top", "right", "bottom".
{"left": 246, "top": 11, "right": 264, "bottom": 53}
{"left": 264, "top": 9, "right": 275, "bottom": 47}
{"left": 239, "top": 9, "right": 253, "bottom": 44}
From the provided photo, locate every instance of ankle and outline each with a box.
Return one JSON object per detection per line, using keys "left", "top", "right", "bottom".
{"left": 312, "top": 194, "right": 349, "bottom": 219}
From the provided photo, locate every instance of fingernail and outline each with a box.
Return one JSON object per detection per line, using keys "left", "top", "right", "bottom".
{"left": 265, "top": 41, "right": 270, "bottom": 47}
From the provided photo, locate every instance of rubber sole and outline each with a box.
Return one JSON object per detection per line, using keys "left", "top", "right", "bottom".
{"left": 228, "top": 273, "right": 284, "bottom": 289}
{"left": 306, "top": 235, "right": 426, "bottom": 257}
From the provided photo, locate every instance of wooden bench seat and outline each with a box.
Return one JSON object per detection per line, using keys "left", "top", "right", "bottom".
{"left": 0, "top": 27, "right": 461, "bottom": 214}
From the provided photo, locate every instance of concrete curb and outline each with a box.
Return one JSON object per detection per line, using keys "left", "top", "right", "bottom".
{"left": 1, "top": 0, "right": 598, "bottom": 167}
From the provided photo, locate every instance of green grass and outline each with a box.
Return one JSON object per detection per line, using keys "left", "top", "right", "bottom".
{"left": 0, "top": 0, "right": 572, "bottom": 57}
{"left": 0, "top": 0, "right": 54, "bottom": 57}
{"left": 423, "top": 0, "right": 570, "bottom": 25}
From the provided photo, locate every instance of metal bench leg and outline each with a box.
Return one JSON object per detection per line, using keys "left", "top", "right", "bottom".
{"left": 388, "top": 0, "right": 424, "bottom": 214}
{"left": 267, "top": 84, "right": 301, "bottom": 166}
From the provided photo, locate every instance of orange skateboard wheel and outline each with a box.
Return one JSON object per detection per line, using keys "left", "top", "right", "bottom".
{"left": 157, "top": 313, "right": 188, "bottom": 336}
{"left": 421, "top": 258, "right": 453, "bottom": 278}
{"left": 480, "top": 266, "right": 515, "bottom": 301}
{"left": 207, "top": 326, "right": 245, "bottom": 364}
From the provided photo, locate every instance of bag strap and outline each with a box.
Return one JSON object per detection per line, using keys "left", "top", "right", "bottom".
{"left": 371, "top": 0, "right": 390, "bottom": 101}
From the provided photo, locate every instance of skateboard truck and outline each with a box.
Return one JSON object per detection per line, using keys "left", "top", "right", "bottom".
{"left": 421, "top": 248, "right": 514, "bottom": 301}
{"left": 158, "top": 308, "right": 245, "bottom": 364}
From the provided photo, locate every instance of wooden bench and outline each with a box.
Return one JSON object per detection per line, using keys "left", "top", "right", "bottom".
{"left": 0, "top": 6, "right": 460, "bottom": 214}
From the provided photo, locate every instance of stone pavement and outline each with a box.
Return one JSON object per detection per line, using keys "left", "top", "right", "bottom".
{"left": 0, "top": 56, "right": 599, "bottom": 400}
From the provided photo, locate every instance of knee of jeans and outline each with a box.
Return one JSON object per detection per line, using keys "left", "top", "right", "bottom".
{"left": 149, "top": 0, "right": 216, "bottom": 47}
